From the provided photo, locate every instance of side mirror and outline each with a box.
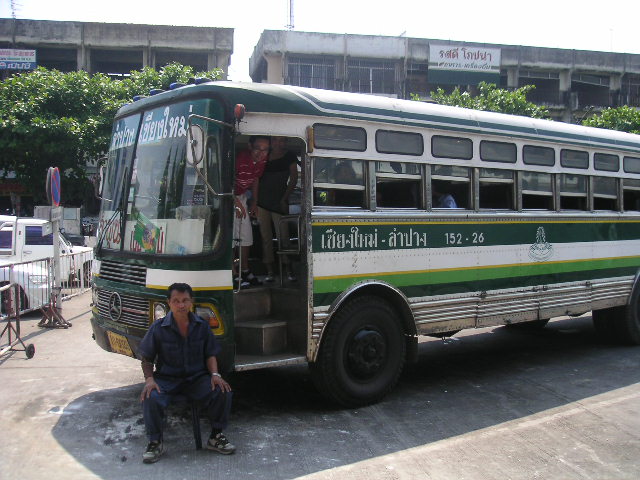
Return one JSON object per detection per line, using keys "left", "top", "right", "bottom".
{"left": 95, "top": 165, "right": 105, "bottom": 200}
{"left": 186, "top": 124, "right": 205, "bottom": 166}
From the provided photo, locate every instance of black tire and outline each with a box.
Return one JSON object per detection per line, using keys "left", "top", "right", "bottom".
{"left": 613, "top": 286, "right": 640, "bottom": 345}
{"left": 592, "top": 307, "right": 621, "bottom": 343}
{"left": 26, "top": 344, "right": 35, "bottom": 359}
{"left": 310, "top": 296, "right": 406, "bottom": 407}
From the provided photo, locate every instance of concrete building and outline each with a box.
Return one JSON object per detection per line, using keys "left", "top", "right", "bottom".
{"left": 0, "top": 19, "right": 233, "bottom": 215}
{"left": 0, "top": 19, "right": 233, "bottom": 77}
{"left": 249, "top": 30, "right": 640, "bottom": 123}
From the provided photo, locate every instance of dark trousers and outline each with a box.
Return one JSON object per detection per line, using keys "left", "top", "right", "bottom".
{"left": 142, "top": 374, "right": 232, "bottom": 442}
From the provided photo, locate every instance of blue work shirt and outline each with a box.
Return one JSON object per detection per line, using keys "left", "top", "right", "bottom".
{"left": 137, "top": 311, "right": 221, "bottom": 382}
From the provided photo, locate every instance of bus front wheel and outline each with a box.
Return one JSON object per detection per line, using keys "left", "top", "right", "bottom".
{"left": 311, "top": 296, "right": 406, "bottom": 407}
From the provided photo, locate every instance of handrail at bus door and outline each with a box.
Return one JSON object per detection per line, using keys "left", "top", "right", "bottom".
{"left": 277, "top": 214, "right": 301, "bottom": 286}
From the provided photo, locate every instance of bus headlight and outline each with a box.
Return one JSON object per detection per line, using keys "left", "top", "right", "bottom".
{"left": 92, "top": 287, "right": 99, "bottom": 306}
{"left": 153, "top": 302, "right": 168, "bottom": 321}
{"left": 195, "top": 304, "right": 223, "bottom": 333}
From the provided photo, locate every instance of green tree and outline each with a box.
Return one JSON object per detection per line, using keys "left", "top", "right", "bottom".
{"left": 0, "top": 63, "right": 223, "bottom": 210}
{"left": 416, "top": 81, "right": 550, "bottom": 119}
{"left": 582, "top": 105, "right": 640, "bottom": 134}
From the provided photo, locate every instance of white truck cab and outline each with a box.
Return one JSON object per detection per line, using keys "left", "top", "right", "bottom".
{"left": 0, "top": 215, "right": 93, "bottom": 283}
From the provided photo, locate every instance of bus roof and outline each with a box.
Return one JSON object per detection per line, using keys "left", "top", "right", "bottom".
{"left": 116, "top": 81, "right": 640, "bottom": 153}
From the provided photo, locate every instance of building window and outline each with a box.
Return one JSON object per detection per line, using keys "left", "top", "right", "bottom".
{"left": 347, "top": 59, "right": 396, "bottom": 95}
{"left": 287, "top": 56, "right": 336, "bottom": 90}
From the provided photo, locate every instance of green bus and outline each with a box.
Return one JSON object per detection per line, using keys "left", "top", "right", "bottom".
{"left": 91, "top": 80, "right": 640, "bottom": 406}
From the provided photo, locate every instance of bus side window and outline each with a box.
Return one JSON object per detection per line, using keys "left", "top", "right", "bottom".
{"left": 430, "top": 165, "right": 471, "bottom": 210}
{"left": 479, "top": 168, "right": 515, "bottom": 210}
{"left": 376, "top": 162, "right": 421, "bottom": 209}
{"left": 593, "top": 176, "right": 617, "bottom": 211}
{"left": 313, "top": 158, "right": 365, "bottom": 208}
{"left": 560, "top": 174, "right": 588, "bottom": 210}
{"left": 623, "top": 179, "right": 640, "bottom": 211}
{"left": 522, "top": 171, "right": 554, "bottom": 210}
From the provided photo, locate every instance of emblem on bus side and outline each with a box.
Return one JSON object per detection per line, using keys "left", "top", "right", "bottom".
{"left": 108, "top": 292, "right": 123, "bottom": 321}
{"left": 529, "top": 226, "right": 553, "bottom": 261}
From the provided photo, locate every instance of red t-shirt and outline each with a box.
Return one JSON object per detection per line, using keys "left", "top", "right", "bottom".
{"left": 234, "top": 149, "right": 267, "bottom": 195}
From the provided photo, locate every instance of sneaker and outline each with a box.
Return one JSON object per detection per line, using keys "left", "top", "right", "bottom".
{"left": 142, "top": 441, "right": 164, "bottom": 464}
{"left": 264, "top": 272, "right": 275, "bottom": 283}
{"left": 233, "top": 277, "right": 250, "bottom": 289}
{"left": 241, "top": 271, "right": 262, "bottom": 286}
{"left": 206, "top": 432, "right": 236, "bottom": 455}
{"left": 287, "top": 272, "right": 297, "bottom": 282}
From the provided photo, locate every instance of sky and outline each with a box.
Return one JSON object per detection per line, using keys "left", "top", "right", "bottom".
{"left": 2, "top": 0, "right": 639, "bottom": 81}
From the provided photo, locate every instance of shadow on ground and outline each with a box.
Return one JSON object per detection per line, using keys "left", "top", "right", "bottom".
{"left": 52, "top": 316, "right": 640, "bottom": 479}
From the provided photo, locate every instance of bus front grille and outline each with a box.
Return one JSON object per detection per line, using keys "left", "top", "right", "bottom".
{"left": 97, "top": 288, "right": 150, "bottom": 329}
{"left": 99, "top": 260, "right": 147, "bottom": 286}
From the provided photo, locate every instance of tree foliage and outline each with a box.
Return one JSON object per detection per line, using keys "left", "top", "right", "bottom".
{"left": 418, "top": 81, "right": 550, "bottom": 119}
{"left": 0, "top": 63, "right": 223, "bottom": 209}
{"left": 581, "top": 105, "right": 640, "bottom": 134}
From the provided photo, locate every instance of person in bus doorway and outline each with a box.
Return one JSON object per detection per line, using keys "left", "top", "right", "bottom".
{"left": 234, "top": 136, "right": 270, "bottom": 288}
{"left": 257, "top": 136, "right": 298, "bottom": 282}
{"left": 138, "top": 283, "right": 234, "bottom": 463}
{"left": 432, "top": 180, "right": 458, "bottom": 208}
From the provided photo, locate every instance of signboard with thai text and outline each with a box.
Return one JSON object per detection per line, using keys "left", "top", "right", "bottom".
{"left": 0, "top": 49, "right": 37, "bottom": 70}
{"left": 429, "top": 45, "right": 500, "bottom": 73}
{"left": 428, "top": 44, "right": 500, "bottom": 85}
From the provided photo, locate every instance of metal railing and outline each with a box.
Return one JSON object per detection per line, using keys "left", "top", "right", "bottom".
{"left": 0, "top": 251, "right": 93, "bottom": 315}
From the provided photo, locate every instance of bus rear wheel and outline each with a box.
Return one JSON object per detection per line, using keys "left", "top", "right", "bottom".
{"left": 593, "top": 287, "right": 640, "bottom": 345}
{"left": 311, "top": 296, "right": 406, "bottom": 407}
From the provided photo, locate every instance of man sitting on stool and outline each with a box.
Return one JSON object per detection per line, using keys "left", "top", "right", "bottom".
{"left": 138, "top": 282, "right": 235, "bottom": 463}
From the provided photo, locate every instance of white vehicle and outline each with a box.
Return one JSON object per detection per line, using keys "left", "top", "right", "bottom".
{"left": 0, "top": 215, "right": 93, "bottom": 287}
{"left": 0, "top": 260, "right": 50, "bottom": 313}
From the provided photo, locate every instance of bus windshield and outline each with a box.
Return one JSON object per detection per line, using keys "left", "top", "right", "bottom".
{"left": 100, "top": 99, "right": 225, "bottom": 256}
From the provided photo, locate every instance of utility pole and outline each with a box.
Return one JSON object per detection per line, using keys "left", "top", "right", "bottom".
{"left": 286, "top": 0, "right": 294, "bottom": 30}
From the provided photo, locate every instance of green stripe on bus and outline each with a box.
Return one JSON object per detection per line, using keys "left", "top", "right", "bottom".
{"left": 311, "top": 220, "right": 640, "bottom": 252}
{"left": 313, "top": 255, "right": 640, "bottom": 295}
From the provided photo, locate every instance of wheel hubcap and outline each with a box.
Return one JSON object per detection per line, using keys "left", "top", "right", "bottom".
{"left": 347, "top": 328, "right": 387, "bottom": 379}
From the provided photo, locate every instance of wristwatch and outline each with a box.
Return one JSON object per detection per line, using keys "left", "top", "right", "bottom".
{"left": 211, "top": 372, "right": 222, "bottom": 377}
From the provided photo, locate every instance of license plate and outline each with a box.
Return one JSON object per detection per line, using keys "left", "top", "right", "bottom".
{"left": 107, "top": 330, "right": 134, "bottom": 358}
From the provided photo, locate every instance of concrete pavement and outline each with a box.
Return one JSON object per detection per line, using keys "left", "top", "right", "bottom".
{"left": 1, "top": 292, "right": 640, "bottom": 479}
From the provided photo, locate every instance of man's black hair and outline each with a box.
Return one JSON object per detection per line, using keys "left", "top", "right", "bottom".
{"left": 249, "top": 135, "right": 271, "bottom": 145}
{"left": 167, "top": 282, "right": 193, "bottom": 299}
